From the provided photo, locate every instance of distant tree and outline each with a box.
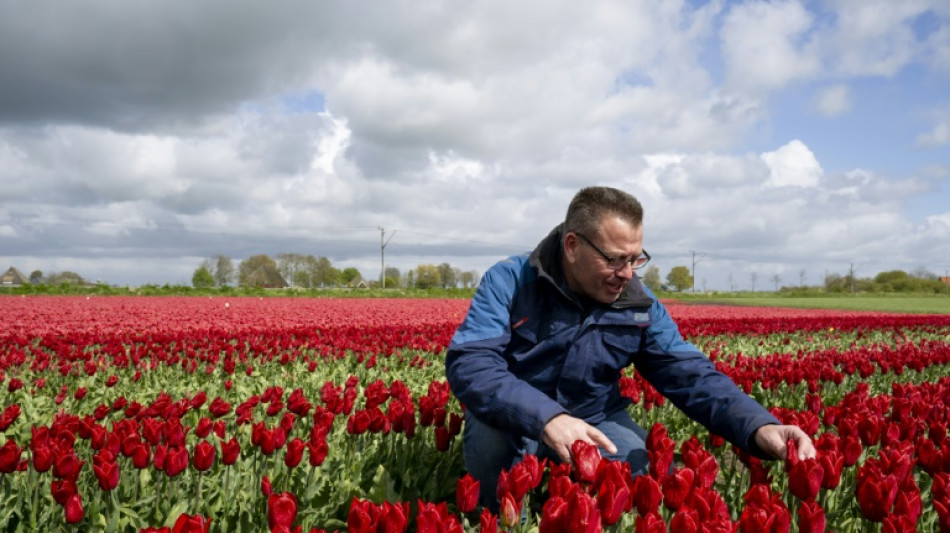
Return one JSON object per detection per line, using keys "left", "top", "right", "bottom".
{"left": 640, "top": 265, "right": 661, "bottom": 292}
{"left": 912, "top": 267, "right": 937, "bottom": 280}
{"left": 47, "top": 271, "right": 86, "bottom": 285}
{"left": 771, "top": 273, "right": 781, "bottom": 291}
{"left": 192, "top": 265, "right": 215, "bottom": 288}
{"left": 824, "top": 272, "right": 845, "bottom": 292}
{"left": 665, "top": 266, "right": 693, "bottom": 292}
{"left": 238, "top": 255, "right": 286, "bottom": 287}
{"left": 384, "top": 266, "right": 402, "bottom": 288}
{"left": 276, "top": 253, "right": 306, "bottom": 288}
{"left": 29, "top": 270, "right": 43, "bottom": 284}
{"left": 340, "top": 267, "right": 362, "bottom": 286}
{"left": 459, "top": 270, "right": 479, "bottom": 289}
{"left": 727, "top": 271, "right": 736, "bottom": 292}
{"left": 415, "top": 264, "right": 441, "bottom": 289}
{"left": 799, "top": 269, "right": 807, "bottom": 287}
{"left": 211, "top": 255, "right": 235, "bottom": 287}
{"left": 750, "top": 272, "right": 758, "bottom": 292}
{"left": 301, "top": 256, "right": 339, "bottom": 287}
{"left": 437, "top": 263, "right": 457, "bottom": 288}
{"left": 405, "top": 271, "right": 415, "bottom": 289}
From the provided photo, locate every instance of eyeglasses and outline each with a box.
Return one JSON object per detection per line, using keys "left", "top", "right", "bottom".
{"left": 574, "top": 233, "right": 651, "bottom": 271}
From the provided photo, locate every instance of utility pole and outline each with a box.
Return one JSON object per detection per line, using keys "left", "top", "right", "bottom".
{"left": 690, "top": 250, "right": 706, "bottom": 293}
{"left": 849, "top": 263, "right": 857, "bottom": 293}
{"left": 379, "top": 227, "right": 396, "bottom": 289}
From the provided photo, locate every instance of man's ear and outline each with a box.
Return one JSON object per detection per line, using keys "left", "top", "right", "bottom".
{"left": 563, "top": 233, "right": 579, "bottom": 263}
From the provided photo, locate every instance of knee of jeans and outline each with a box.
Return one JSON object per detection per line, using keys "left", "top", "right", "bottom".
{"left": 624, "top": 447, "right": 650, "bottom": 477}
{"left": 462, "top": 413, "right": 525, "bottom": 475}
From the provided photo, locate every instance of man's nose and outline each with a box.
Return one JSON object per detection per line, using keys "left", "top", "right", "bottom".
{"left": 614, "top": 263, "right": 634, "bottom": 280}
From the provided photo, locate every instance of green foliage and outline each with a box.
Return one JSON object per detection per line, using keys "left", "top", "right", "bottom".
{"left": 414, "top": 264, "right": 441, "bottom": 290}
{"left": 640, "top": 265, "right": 662, "bottom": 292}
{"left": 238, "top": 255, "right": 286, "bottom": 288}
{"left": 191, "top": 265, "right": 215, "bottom": 288}
{"left": 666, "top": 265, "right": 693, "bottom": 292}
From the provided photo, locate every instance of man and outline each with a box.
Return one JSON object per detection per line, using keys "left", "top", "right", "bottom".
{"left": 445, "top": 186, "right": 815, "bottom": 510}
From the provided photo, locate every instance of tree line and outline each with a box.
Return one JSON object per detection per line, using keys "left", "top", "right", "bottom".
{"left": 191, "top": 253, "right": 480, "bottom": 290}
{"left": 636, "top": 264, "right": 949, "bottom": 294}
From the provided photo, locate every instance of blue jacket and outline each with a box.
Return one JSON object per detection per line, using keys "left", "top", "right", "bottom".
{"left": 445, "top": 225, "right": 779, "bottom": 455}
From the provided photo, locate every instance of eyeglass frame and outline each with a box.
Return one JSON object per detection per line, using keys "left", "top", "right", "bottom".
{"left": 573, "top": 232, "right": 651, "bottom": 271}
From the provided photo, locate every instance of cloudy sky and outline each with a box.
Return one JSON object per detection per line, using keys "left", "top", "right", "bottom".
{"left": 1, "top": 0, "right": 949, "bottom": 290}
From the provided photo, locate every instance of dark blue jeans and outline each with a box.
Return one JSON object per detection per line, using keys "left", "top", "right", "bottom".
{"left": 462, "top": 408, "right": 650, "bottom": 511}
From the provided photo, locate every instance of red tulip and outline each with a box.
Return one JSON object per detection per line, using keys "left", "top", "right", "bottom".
{"left": 163, "top": 446, "right": 189, "bottom": 477}
{"left": 882, "top": 514, "right": 917, "bottom": 533}
{"left": 434, "top": 425, "right": 451, "bottom": 452}
{"left": 634, "top": 512, "right": 666, "bottom": 533}
{"left": 347, "top": 498, "right": 379, "bottom": 533}
{"left": 416, "top": 501, "right": 461, "bottom": 533}
{"left": 856, "top": 468, "right": 897, "bottom": 522}
{"left": 93, "top": 454, "right": 120, "bottom": 491}
{"left": 934, "top": 500, "right": 950, "bottom": 533}
{"left": 221, "top": 438, "right": 240, "bottom": 465}
{"left": 51, "top": 478, "right": 77, "bottom": 505}
{"left": 171, "top": 513, "right": 212, "bottom": 533}
{"left": 0, "top": 440, "right": 22, "bottom": 474}
{"left": 566, "top": 490, "right": 601, "bottom": 533}
{"left": 796, "top": 501, "right": 826, "bottom": 533}
{"left": 571, "top": 440, "right": 601, "bottom": 484}
{"left": 670, "top": 507, "right": 700, "bottom": 533}
{"left": 788, "top": 458, "right": 823, "bottom": 501}
{"left": 456, "top": 473, "right": 480, "bottom": 513}
{"left": 379, "top": 501, "right": 410, "bottom": 533}
{"left": 662, "top": 467, "right": 695, "bottom": 511}
{"left": 479, "top": 509, "right": 498, "bottom": 533}
{"left": 893, "top": 490, "right": 922, "bottom": 524}
{"left": 131, "top": 442, "right": 151, "bottom": 469}
{"left": 597, "top": 476, "right": 630, "bottom": 526}
{"left": 193, "top": 440, "right": 216, "bottom": 472}
{"left": 498, "top": 492, "right": 521, "bottom": 530}
{"left": 632, "top": 475, "right": 662, "bottom": 516}
{"left": 506, "top": 462, "right": 534, "bottom": 502}
{"left": 267, "top": 492, "right": 298, "bottom": 531}
{"left": 539, "top": 496, "right": 568, "bottom": 533}
{"left": 284, "top": 438, "right": 305, "bottom": 469}
{"left": 64, "top": 493, "right": 84, "bottom": 524}
{"left": 307, "top": 439, "right": 328, "bottom": 467}
{"left": 818, "top": 449, "right": 844, "bottom": 489}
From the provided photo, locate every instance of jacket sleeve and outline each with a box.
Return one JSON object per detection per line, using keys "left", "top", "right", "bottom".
{"left": 445, "top": 262, "right": 567, "bottom": 440}
{"left": 633, "top": 297, "right": 780, "bottom": 458}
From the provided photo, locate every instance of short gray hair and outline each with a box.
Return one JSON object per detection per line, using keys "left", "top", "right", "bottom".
{"left": 563, "top": 186, "right": 644, "bottom": 236}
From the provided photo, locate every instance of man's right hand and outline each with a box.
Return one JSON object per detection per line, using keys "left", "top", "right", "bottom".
{"left": 542, "top": 413, "right": 617, "bottom": 464}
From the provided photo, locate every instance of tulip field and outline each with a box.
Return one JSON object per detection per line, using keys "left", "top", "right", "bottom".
{"left": 1, "top": 295, "right": 950, "bottom": 532}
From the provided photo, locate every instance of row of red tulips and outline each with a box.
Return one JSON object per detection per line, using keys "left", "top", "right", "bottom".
{"left": 1, "top": 296, "right": 949, "bottom": 531}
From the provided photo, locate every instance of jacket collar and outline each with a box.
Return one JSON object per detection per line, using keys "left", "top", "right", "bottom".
{"left": 529, "top": 224, "right": 653, "bottom": 310}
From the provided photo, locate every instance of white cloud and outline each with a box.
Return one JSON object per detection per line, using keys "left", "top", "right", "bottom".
{"left": 0, "top": 1, "right": 948, "bottom": 288}
{"left": 917, "top": 122, "right": 950, "bottom": 147}
{"left": 720, "top": 0, "right": 820, "bottom": 92}
{"left": 825, "top": 0, "right": 930, "bottom": 77}
{"left": 761, "top": 140, "right": 823, "bottom": 187}
{"left": 814, "top": 84, "right": 852, "bottom": 117}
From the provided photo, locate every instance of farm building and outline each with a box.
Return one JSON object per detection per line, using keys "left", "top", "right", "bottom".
{"left": 1, "top": 266, "right": 29, "bottom": 286}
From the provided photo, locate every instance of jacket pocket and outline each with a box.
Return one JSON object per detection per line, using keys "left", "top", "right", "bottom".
{"left": 597, "top": 329, "right": 640, "bottom": 379}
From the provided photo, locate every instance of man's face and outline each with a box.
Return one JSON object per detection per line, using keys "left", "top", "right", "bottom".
{"left": 563, "top": 215, "right": 644, "bottom": 304}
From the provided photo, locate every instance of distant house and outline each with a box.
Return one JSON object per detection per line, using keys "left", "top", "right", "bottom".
{"left": 941, "top": 276, "right": 950, "bottom": 287}
{"left": 1, "top": 266, "right": 29, "bottom": 286}
{"left": 243, "top": 265, "right": 288, "bottom": 288}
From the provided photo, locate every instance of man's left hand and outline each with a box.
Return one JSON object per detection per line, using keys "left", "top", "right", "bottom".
{"left": 753, "top": 424, "right": 816, "bottom": 461}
